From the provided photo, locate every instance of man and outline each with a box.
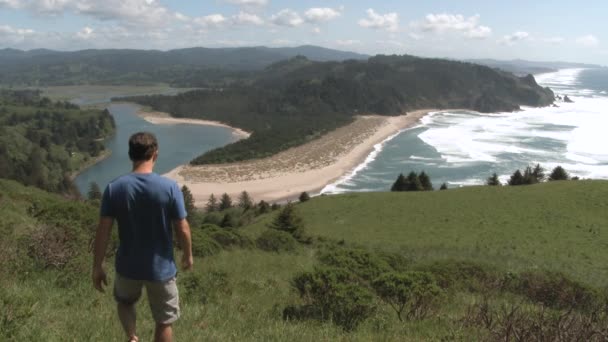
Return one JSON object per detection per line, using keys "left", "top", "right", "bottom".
{"left": 92, "top": 132, "right": 193, "bottom": 342}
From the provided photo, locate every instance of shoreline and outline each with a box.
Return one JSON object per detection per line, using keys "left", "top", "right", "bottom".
{"left": 164, "top": 109, "right": 435, "bottom": 205}
{"left": 69, "top": 149, "right": 112, "bottom": 181}
{"left": 137, "top": 109, "right": 251, "bottom": 140}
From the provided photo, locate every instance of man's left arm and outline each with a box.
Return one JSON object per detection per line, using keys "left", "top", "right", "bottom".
{"left": 92, "top": 216, "right": 113, "bottom": 292}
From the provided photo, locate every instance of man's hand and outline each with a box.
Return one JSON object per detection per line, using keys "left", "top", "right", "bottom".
{"left": 92, "top": 267, "right": 108, "bottom": 292}
{"left": 182, "top": 253, "right": 194, "bottom": 271}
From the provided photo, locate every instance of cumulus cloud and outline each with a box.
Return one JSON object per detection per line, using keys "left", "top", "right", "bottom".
{"left": 358, "top": 9, "right": 399, "bottom": 32}
{"left": 412, "top": 13, "right": 492, "bottom": 39}
{"left": 304, "top": 7, "right": 341, "bottom": 23}
{"left": 232, "top": 11, "right": 264, "bottom": 26}
{"left": 270, "top": 9, "right": 303, "bottom": 27}
{"left": 0, "top": 0, "right": 21, "bottom": 8}
{"left": 576, "top": 34, "right": 599, "bottom": 47}
{"left": 0, "top": 24, "right": 36, "bottom": 42}
{"left": 499, "top": 31, "right": 530, "bottom": 45}
{"left": 336, "top": 39, "right": 361, "bottom": 46}
{"left": 194, "top": 14, "right": 228, "bottom": 29}
{"left": 75, "top": 26, "right": 94, "bottom": 40}
{"left": 224, "top": 0, "right": 268, "bottom": 7}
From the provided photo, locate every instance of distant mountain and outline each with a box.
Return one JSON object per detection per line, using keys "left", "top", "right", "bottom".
{"left": 467, "top": 59, "right": 603, "bottom": 76}
{"left": 0, "top": 46, "right": 368, "bottom": 86}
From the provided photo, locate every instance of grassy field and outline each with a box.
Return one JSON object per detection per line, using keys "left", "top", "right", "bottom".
{"left": 2, "top": 179, "right": 608, "bottom": 341}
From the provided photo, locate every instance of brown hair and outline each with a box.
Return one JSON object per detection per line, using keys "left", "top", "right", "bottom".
{"left": 128, "top": 132, "right": 158, "bottom": 162}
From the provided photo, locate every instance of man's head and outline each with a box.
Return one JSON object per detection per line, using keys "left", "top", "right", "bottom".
{"left": 128, "top": 132, "right": 158, "bottom": 162}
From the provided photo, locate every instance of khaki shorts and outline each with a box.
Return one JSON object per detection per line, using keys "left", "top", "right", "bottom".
{"left": 114, "top": 273, "right": 180, "bottom": 324}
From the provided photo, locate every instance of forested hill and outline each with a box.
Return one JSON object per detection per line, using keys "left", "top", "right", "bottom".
{"left": 0, "top": 90, "right": 115, "bottom": 194}
{"left": 0, "top": 46, "right": 367, "bottom": 86}
{"left": 121, "top": 55, "right": 555, "bottom": 164}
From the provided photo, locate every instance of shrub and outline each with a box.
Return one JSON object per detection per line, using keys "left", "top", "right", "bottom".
{"left": 202, "top": 212, "right": 223, "bottom": 226}
{"left": 299, "top": 192, "right": 311, "bottom": 202}
{"left": 417, "top": 260, "right": 501, "bottom": 292}
{"left": 207, "top": 228, "right": 253, "bottom": 249}
{"left": 180, "top": 270, "right": 231, "bottom": 305}
{"left": 191, "top": 228, "right": 222, "bottom": 257}
{"left": 318, "top": 247, "right": 392, "bottom": 282}
{"left": 256, "top": 229, "right": 297, "bottom": 252}
{"left": 549, "top": 166, "right": 569, "bottom": 181}
{"left": 269, "top": 203, "right": 307, "bottom": 242}
{"left": 288, "top": 267, "right": 376, "bottom": 331}
{"left": 372, "top": 271, "right": 445, "bottom": 321}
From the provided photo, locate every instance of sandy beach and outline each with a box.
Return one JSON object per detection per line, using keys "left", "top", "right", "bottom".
{"left": 138, "top": 110, "right": 251, "bottom": 139}
{"left": 163, "top": 109, "right": 435, "bottom": 206}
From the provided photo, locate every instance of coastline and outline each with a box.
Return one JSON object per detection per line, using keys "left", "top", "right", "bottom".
{"left": 69, "top": 149, "right": 112, "bottom": 181}
{"left": 137, "top": 109, "right": 251, "bottom": 140}
{"left": 164, "top": 109, "right": 435, "bottom": 205}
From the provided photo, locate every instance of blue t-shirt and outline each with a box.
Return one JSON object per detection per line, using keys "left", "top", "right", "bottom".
{"left": 100, "top": 172, "right": 187, "bottom": 281}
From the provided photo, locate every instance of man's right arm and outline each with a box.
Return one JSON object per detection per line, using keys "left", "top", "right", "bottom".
{"left": 174, "top": 218, "right": 193, "bottom": 270}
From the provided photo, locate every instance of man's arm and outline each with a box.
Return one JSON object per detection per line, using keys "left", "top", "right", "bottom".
{"left": 92, "top": 216, "right": 113, "bottom": 292}
{"left": 174, "top": 218, "right": 193, "bottom": 270}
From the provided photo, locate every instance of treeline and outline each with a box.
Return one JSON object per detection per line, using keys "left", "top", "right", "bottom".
{"left": 488, "top": 164, "right": 574, "bottom": 186}
{"left": 121, "top": 55, "right": 554, "bottom": 165}
{"left": 0, "top": 90, "right": 115, "bottom": 193}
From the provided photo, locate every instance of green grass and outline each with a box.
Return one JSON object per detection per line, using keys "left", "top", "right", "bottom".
{"left": 2, "top": 179, "right": 608, "bottom": 341}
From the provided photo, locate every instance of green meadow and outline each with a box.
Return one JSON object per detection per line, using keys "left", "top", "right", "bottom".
{"left": 2, "top": 179, "right": 608, "bottom": 341}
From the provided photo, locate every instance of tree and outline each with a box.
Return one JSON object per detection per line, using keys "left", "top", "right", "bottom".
{"left": 269, "top": 203, "right": 305, "bottom": 240}
{"left": 219, "top": 193, "right": 233, "bottom": 211}
{"left": 238, "top": 191, "right": 253, "bottom": 210}
{"left": 532, "top": 164, "right": 545, "bottom": 182}
{"left": 87, "top": 182, "right": 102, "bottom": 200}
{"left": 220, "top": 213, "right": 236, "bottom": 228}
{"left": 486, "top": 173, "right": 501, "bottom": 186}
{"left": 181, "top": 185, "right": 195, "bottom": 215}
{"left": 522, "top": 166, "right": 538, "bottom": 185}
{"left": 418, "top": 171, "right": 433, "bottom": 191}
{"left": 391, "top": 173, "right": 408, "bottom": 192}
{"left": 508, "top": 169, "right": 524, "bottom": 186}
{"left": 205, "top": 194, "right": 218, "bottom": 212}
{"left": 549, "top": 166, "right": 569, "bottom": 181}
{"left": 406, "top": 171, "right": 423, "bottom": 192}
{"left": 299, "top": 192, "right": 311, "bottom": 202}
{"left": 257, "top": 200, "right": 271, "bottom": 214}
{"left": 439, "top": 183, "right": 448, "bottom": 190}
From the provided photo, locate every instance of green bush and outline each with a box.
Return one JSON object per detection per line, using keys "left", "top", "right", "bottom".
{"left": 191, "top": 228, "right": 222, "bottom": 257}
{"left": 372, "top": 271, "right": 444, "bottom": 321}
{"left": 256, "top": 229, "right": 297, "bottom": 253}
{"left": 207, "top": 228, "right": 254, "bottom": 249}
{"left": 417, "top": 260, "right": 501, "bottom": 292}
{"left": 288, "top": 267, "right": 376, "bottom": 331}
{"left": 180, "top": 270, "right": 231, "bottom": 305}
{"left": 318, "top": 247, "right": 392, "bottom": 282}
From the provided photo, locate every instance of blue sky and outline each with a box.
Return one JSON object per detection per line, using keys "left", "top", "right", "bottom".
{"left": 0, "top": 0, "right": 605, "bottom": 64}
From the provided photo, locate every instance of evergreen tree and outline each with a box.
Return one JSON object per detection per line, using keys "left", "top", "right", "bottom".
{"left": 299, "top": 192, "right": 311, "bottom": 202}
{"left": 486, "top": 173, "right": 501, "bottom": 186}
{"left": 257, "top": 200, "right": 271, "bottom": 214}
{"left": 219, "top": 193, "right": 233, "bottom": 211}
{"left": 522, "top": 166, "right": 538, "bottom": 185}
{"left": 269, "top": 203, "right": 304, "bottom": 239}
{"left": 391, "top": 173, "right": 408, "bottom": 192}
{"left": 205, "top": 193, "right": 218, "bottom": 213}
{"left": 508, "top": 169, "right": 525, "bottom": 186}
{"left": 532, "top": 164, "right": 545, "bottom": 182}
{"left": 181, "top": 185, "right": 195, "bottom": 215}
{"left": 271, "top": 203, "right": 281, "bottom": 211}
{"left": 406, "top": 171, "right": 423, "bottom": 192}
{"left": 220, "top": 213, "right": 236, "bottom": 228}
{"left": 439, "top": 183, "right": 448, "bottom": 190}
{"left": 87, "top": 182, "right": 102, "bottom": 200}
{"left": 549, "top": 166, "right": 569, "bottom": 181}
{"left": 238, "top": 191, "right": 253, "bottom": 210}
{"left": 419, "top": 171, "right": 433, "bottom": 191}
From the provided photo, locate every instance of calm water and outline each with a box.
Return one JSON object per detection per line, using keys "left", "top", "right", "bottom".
{"left": 74, "top": 102, "right": 237, "bottom": 194}
{"left": 323, "top": 68, "right": 608, "bottom": 193}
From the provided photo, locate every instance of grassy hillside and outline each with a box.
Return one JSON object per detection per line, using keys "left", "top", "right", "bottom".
{"left": 3, "top": 179, "right": 608, "bottom": 341}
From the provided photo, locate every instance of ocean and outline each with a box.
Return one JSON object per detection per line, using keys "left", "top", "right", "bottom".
{"left": 322, "top": 68, "right": 608, "bottom": 193}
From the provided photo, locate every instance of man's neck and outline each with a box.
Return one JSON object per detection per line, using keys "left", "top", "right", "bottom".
{"left": 132, "top": 160, "right": 155, "bottom": 174}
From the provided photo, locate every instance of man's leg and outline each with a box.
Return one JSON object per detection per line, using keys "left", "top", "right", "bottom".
{"left": 154, "top": 323, "right": 172, "bottom": 342}
{"left": 114, "top": 274, "right": 143, "bottom": 341}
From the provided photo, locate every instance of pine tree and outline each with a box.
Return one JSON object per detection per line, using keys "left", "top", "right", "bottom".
{"left": 269, "top": 203, "right": 304, "bottom": 239}
{"left": 238, "top": 191, "right": 253, "bottom": 210}
{"left": 181, "top": 185, "right": 195, "bottom": 215}
{"left": 532, "top": 164, "right": 545, "bottom": 182}
{"left": 439, "top": 183, "right": 448, "bottom": 190}
{"left": 271, "top": 203, "right": 281, "bottom": 211}
{"left": 486, "top": 173, "right": 501, "bottom": 186}
{"left": 299, "top": 192, "right": 311, "bottom": 202}
{"left": 549, "top": 166, "right": 569, "bottom": 181}
{"left": 522, "top": 166, "right": 538, "bottom": 185}
{"left": 406, "top": 171, "right": 423, "bottom": 191}
{"left": 419, "top": 171, "right": 433, "bottom": 191}
{"left": 391, "top": 173, "right": 408, "bottom": 192}
{"left": 220, "top": 213, "right": 235, "bottom": 228}
{"left": 219, "top": 193, "right": 233, "bottom": 211}
{"left": 205, "top": 194, "right": 218, "bottom": 212}
{"left": 87, "top": 182, "right": 102, "bottom": 200}
{"left": 508, "top": 169, "right": 525, "bottom": 186}
{"left": 257, "top": 200, "right": 271, "bottom": 214}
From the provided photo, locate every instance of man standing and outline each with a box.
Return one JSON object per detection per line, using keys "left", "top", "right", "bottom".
{"left": 92, "top": 132, "right": 193, "bottom": 342}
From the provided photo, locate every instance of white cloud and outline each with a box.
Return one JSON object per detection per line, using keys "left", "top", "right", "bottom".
{"left": 224, "top": 0, "right": 268, "bottom": 7}
{"left": 358, "top": 9, "right": 399, "bottom": 32}
{"left": 304, "top": 7, "right": 341, "bottom": 23}
{"left": 336, "top": 39, "right": 361, "bottom": 46}
{"left": 0, "top": 0, "right": 21, "bottom": 8}
{"left": 412, "top": 13, "right": 491, "bottom": 39}
{"left": 0, "top": 24, "right": 36, "bottom": 42}
{"left": 576, "top": 34, "right": 599, "bottom": 47}
{"left": 75, "top": 26, "right": 94, "bottom": 40}
{"left": 312, "top": 27, "right": 321, "bottom": 34}
{"left": 499, "top": 31, "right": 530, "bottom": 45}
{"left": 232, "top": 11, "right": 264, "bottom": 26}
{"left": 408, "top": 32, "right": 423, "bottom": 41}
{"left": 271, "top": 39, "right": 293, "bottom": 46}
{"left": 270, "top": 9, "right": 303, "bottom": 27}
{"left": 194, "top": 14, "right": 228, "bottom": 28}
